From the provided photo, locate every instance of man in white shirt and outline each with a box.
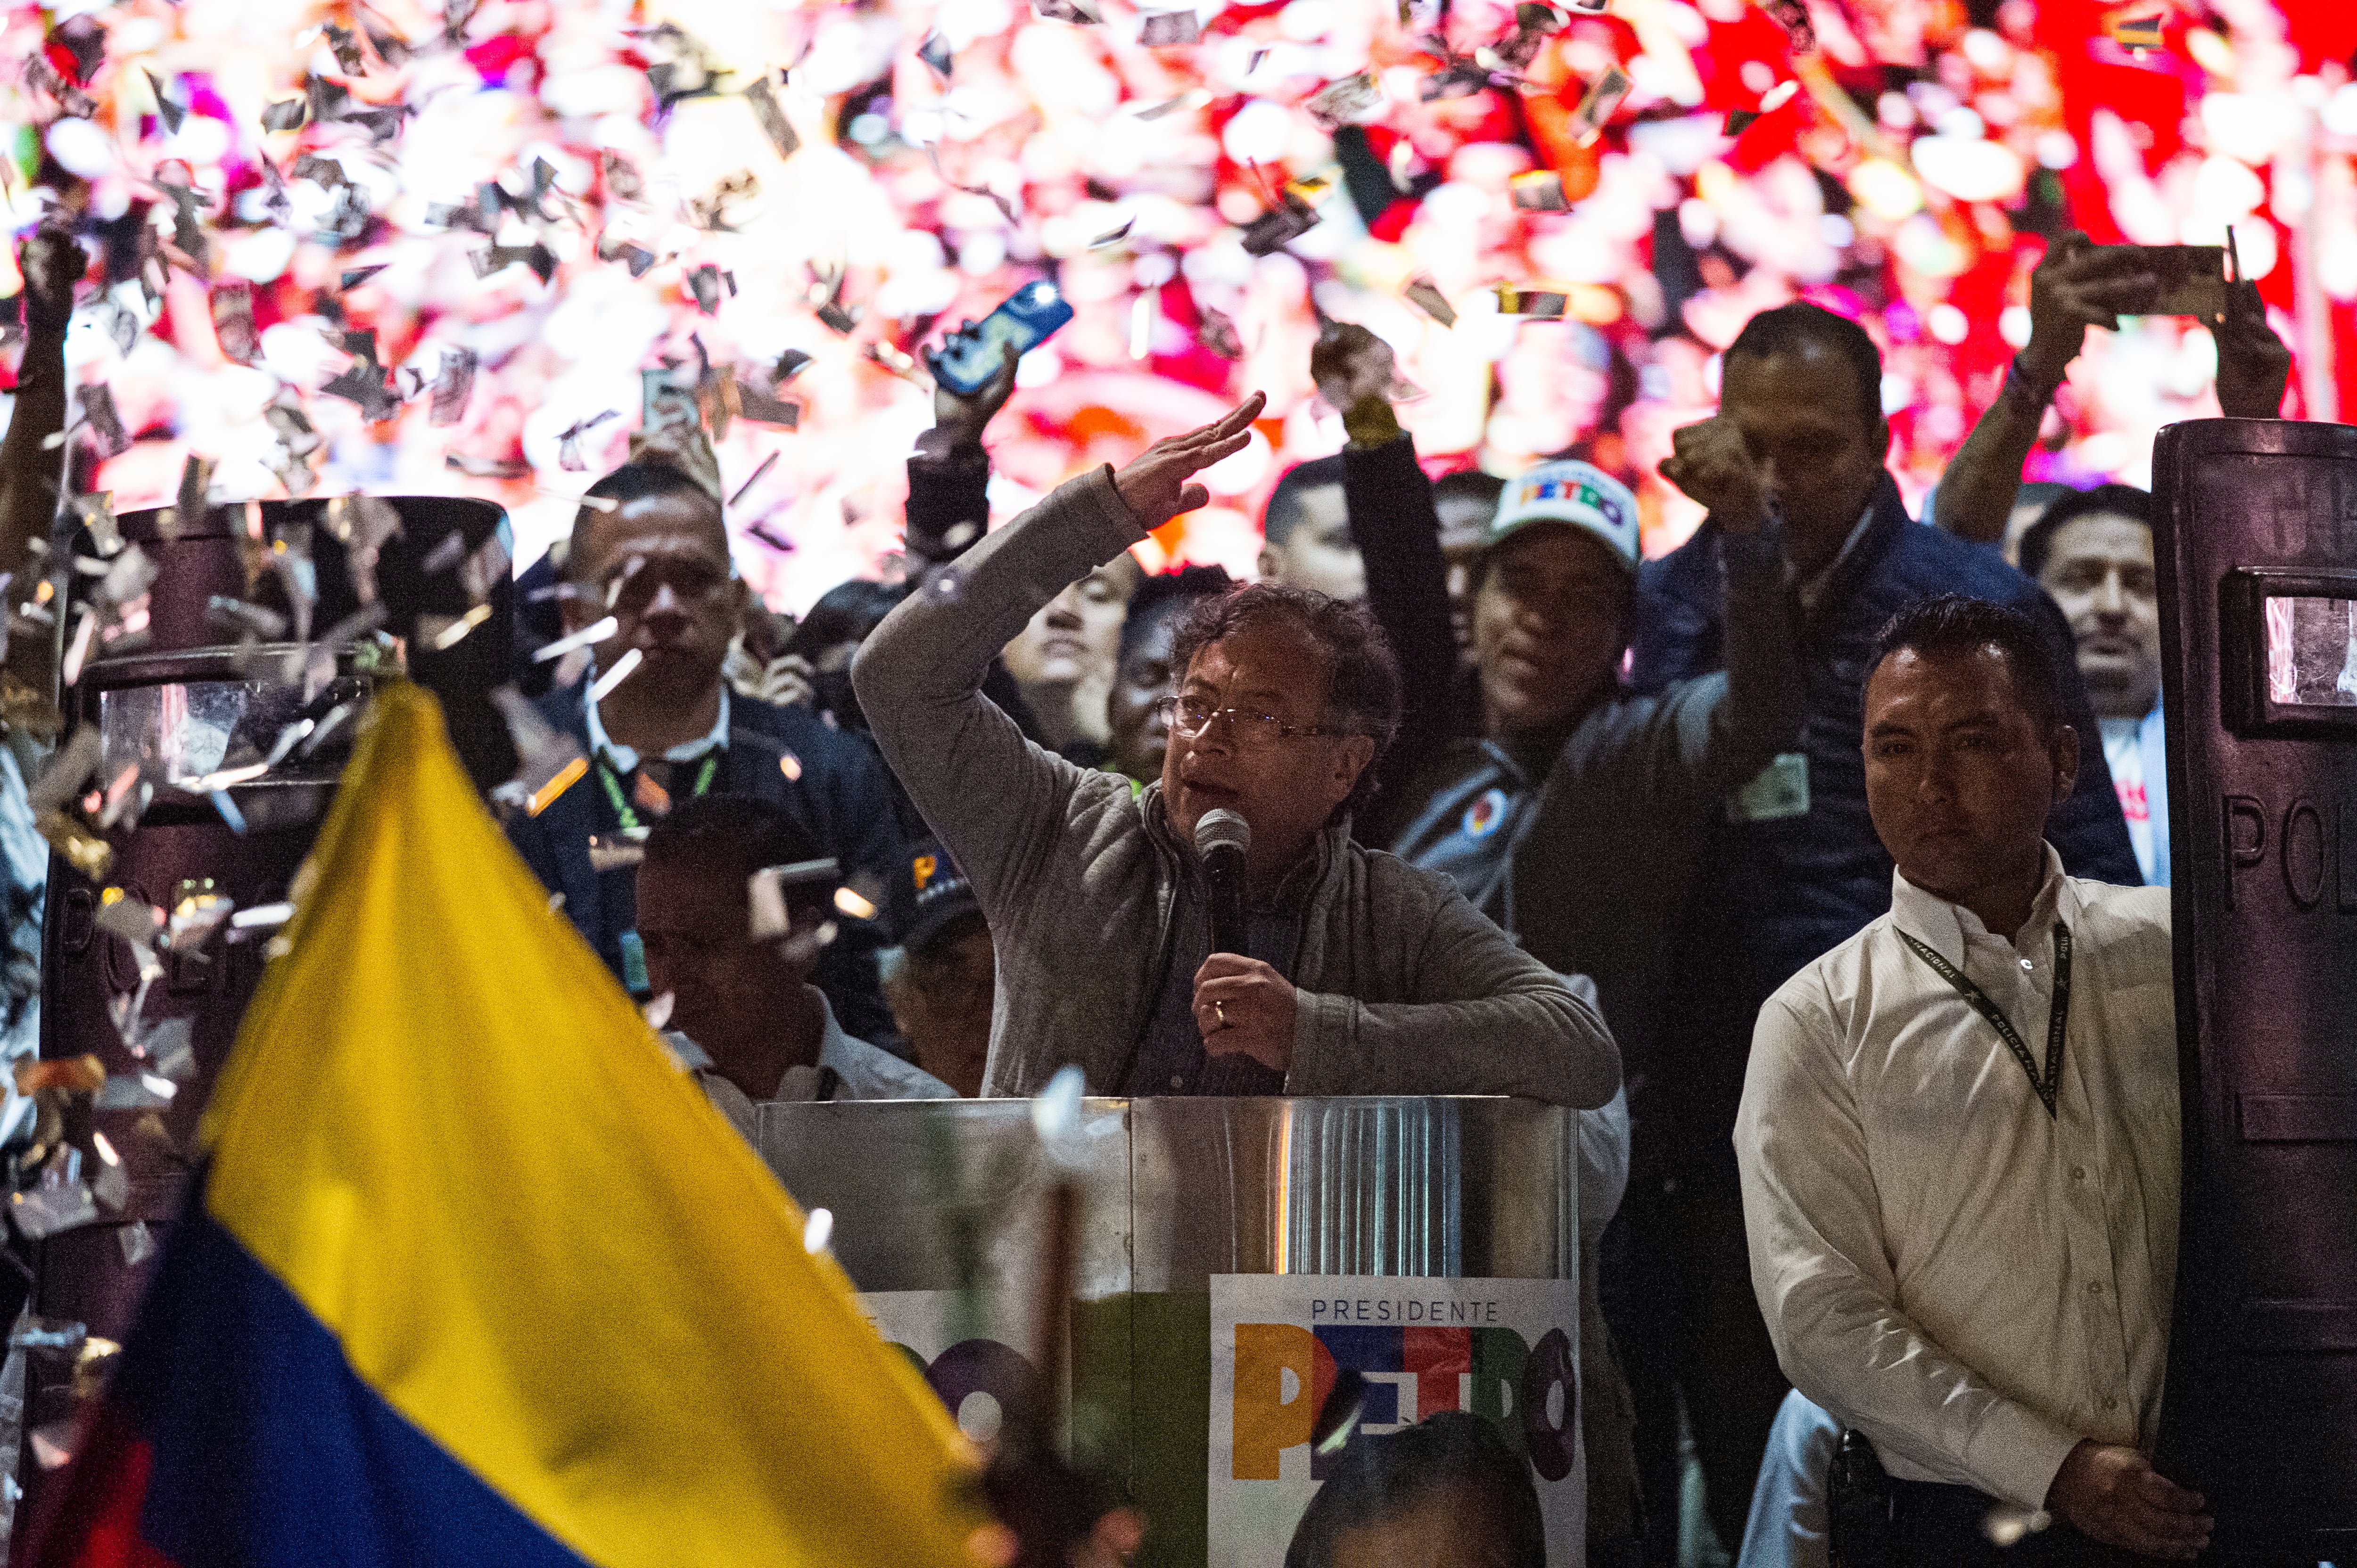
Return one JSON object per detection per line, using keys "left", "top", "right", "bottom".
{"left": 638, "top": 796, "right": 949, "bottom": 1141}
{"left": 2017, "top": 484, "right": 2168, "bottom": 886}
{"left": 1736, "top": 593, "right": 2207, "bottom": 1564}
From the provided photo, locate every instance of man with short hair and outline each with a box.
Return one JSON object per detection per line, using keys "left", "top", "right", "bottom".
{"left": 505, "top": 460, "right": 906, "bottom": 1042}
{"left": 1744, "top": 594, "right": 2197, "bottom": 1556}
{"left": 853, "top": 395, "right": 1618, "bottom": 1105}
{"left": 640, "top": 796, "right": 949, "bottom": 1137}
{"left": 1259, "top": 456, "right": 1365, "bottom": 601}
{"left": 1627, "top": 301, "right": 2139, "bottom": 1552}
{"left": 2019, "top": 484, "right": 2168, "bottom": 885}
{"left": 1738, "top": 594, "right": 2203, "bottom": 1567}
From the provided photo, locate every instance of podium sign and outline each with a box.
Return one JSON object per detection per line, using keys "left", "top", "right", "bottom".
{"left": 759, "top": 1096, "right": 1581, "bottom": 1568}
{"left": 1208, "top": 1274, "right": 1582, "bottom": 1568}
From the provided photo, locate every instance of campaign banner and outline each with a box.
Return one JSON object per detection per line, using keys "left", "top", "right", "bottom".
{"left": 858, "top": 1289, "right": 1037, "bottom": 1446}
{"left": 1209, "top": 1275, "right": 1583, "bottom": 1568}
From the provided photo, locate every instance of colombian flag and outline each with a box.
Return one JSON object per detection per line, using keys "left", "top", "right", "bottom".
{"left": 28, "top": 683, "right": 981, "bottom": 1567}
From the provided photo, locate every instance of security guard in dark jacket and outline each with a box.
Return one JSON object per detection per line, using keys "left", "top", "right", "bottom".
{"left": 504, "top": 462, "right": 906, "bottom": 1043}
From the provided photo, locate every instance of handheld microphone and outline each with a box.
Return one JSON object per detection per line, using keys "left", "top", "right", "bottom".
{"left": 1195, "top": 808, "right": 1252, "bottom": 957}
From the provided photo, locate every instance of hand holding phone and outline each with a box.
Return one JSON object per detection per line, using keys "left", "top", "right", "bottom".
{"left": 2020, "top": 232, "right": 2162, "bottom": 384}
{"left": 927, "top": 280, "right": 1074, "bottom": 395}
{"left": 2214, "top": 230, "right": 2292, "bottom": 419}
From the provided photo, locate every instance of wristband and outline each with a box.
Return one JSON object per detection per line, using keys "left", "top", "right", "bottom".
{"left": 1340, "top": 393, "right": 1402, "bottom": 451}
{"left": 2004, "top": 354, "right": 2065, "bottom": 410}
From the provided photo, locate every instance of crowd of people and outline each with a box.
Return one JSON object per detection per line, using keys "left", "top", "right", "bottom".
{"left": 0, "top": 204, "right": 2300, "bottom": 1565}
{"left": 470, "top": 226, "right": 2294, "bottom": 1568}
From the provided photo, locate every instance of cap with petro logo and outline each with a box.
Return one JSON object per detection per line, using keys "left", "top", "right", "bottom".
{"left": 1483, "top": 459, "right": 1641, "bottom": 573}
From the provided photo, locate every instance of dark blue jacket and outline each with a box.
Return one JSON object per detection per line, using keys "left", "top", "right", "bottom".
{"left": 1629, "top": 475, "right": 2140, "bottom": 1173}
{"left": 504, "top": 684, "right": 907, "bottom": 1044}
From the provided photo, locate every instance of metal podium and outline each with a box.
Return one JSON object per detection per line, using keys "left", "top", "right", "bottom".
{"left": 2151, "top": 418, "right": 2357, "bottom": 1559}
{"left": 758, "top": 1096, "right": 1583, "bottom": 1568}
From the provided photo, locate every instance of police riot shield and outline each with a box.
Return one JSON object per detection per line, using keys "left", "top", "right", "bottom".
{"left": 2151, "top": 417, "right": 2357, "bottom": 1560}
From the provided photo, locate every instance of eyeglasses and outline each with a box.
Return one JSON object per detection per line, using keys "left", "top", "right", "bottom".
{"left": 1158, "top": 695, "right": 1337, "bottom": 750}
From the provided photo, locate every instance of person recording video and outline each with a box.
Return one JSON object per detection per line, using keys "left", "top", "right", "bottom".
{"left": 852, "top": 392, "right": 1619, "bottom": 1106}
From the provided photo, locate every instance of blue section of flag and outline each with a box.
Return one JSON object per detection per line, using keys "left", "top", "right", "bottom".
{"left": 107, "top": 1201, "right": 593, "bottom": 1568}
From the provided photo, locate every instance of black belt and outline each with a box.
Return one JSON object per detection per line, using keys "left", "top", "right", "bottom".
{"left": 1828, "top": 1430, "right": 2120, "bottom": 1568}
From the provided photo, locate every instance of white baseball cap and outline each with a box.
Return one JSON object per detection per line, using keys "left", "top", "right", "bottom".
{"left": 1485, "top": 460, "right": 1641, "bottom": 573}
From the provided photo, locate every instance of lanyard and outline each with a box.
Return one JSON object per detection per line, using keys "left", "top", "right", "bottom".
{"left": 595, "top": 751, "right": 719, "bottom": 837}
{"left": 1895, "top": 919, "right": 2073, "bottom": 1119}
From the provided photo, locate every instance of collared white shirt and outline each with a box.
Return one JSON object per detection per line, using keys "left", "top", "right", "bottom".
{"left": 584, "top": 679, "right": 730, "bottom": 775}
{"left": 1735, "top": 846, "right": 2178, "bottom": 1510}
{"left": 2100, "top": 716, "right": 2157, "bottom": 886}
{"left": 666, "top": 994, "right": 954, "bottom": 1140}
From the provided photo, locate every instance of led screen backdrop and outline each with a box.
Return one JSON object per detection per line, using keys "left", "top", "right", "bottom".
{"left": 4, "top": 0, "right": 2351, "bottom": 606}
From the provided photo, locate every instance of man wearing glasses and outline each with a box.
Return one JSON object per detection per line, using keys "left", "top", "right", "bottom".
{"left": 854, "top": 394, "right": 1620, "bottom": 1106}
{"left": 506, "top": 460, "right": 907, "bottom": 1042}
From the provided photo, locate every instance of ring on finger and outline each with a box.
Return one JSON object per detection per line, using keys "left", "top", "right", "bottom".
{"left": 1215, "top": 1000, "right": 1228, "bottom": 1027}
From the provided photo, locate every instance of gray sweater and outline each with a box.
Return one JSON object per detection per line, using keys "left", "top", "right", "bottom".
{"left": 853, "top": 466, "right": 1621, "bottom": 1106}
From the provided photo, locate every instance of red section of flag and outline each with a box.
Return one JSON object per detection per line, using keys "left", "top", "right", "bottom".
{"left": 25, "top": 1400, "right": 179, "bottom": 1568}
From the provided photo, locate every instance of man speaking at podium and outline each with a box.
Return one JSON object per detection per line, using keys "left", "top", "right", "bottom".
{"left": 855, "top": 393, "right": 1619, "bottom": 1106}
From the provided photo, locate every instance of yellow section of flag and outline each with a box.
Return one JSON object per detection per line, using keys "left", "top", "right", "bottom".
{"left": 201, "top": 682, "right": 981, "bottom": 1568}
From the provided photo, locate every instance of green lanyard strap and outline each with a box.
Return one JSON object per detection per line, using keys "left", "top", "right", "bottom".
{"left": 595, "top": 751, "right": 720, "bottom": 837}
{"left": 1895, "top": 919, "right": 2073, "bottom": 1119}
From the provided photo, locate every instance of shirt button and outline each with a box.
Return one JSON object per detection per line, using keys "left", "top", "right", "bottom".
{"left": 2087, "top": 1281, "right": 2104, "bottom": 1296}
{"left": 2020, "top": 958, "right": 2034, "bottom": 970}
{"left": 1170, "top": 1075, "right": 1186, "bottom": 1091}
{"left": 2072, "top": 1166, "right": 2088, "bottom": 1181}
{"left": 2101, "top": 1396, "right": 2120, "bottom": 1411}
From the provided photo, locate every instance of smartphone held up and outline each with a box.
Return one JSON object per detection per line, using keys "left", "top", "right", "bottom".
{"left": 927, "top": 280, "right": 1076, "bottom": 394}
{"left": 2092, "top": 232, "right": 2245, "bottom": 322}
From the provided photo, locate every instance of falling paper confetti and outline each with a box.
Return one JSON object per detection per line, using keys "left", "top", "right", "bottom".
{"left": 745, "top": 75, "right": 801, "bottom": 160}
{"left": 1511, "top": 170, "right": 1570, "bottom": 211}
{"left": 1304, "top": 72, "right": 1385, "bottom": 131}
{"left": 1138, "top": 10, "right": 1202, "bottom": 46}
{"left": 1403, "top": 276, "right": 1457, "bottom": 327}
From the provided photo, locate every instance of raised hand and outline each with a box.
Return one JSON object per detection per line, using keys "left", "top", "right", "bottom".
{"left": 2019, "top": 232, "right": 2158, "bottom": 388}
{"left": 2213, "top": 279, "right": 2291, "bottom": 419}
{"left": 756, "top": 652, "right": 817, "bottom": 708}
{"left": 933, "top": 340, "right": 1020, "bottom": 451}
{"left": 1310, "top": 321, "right": 1401, "bottom": 414}
{"left": 1112, "top": 392, "right": 1266, "bottom": 532}
{"left": 1660, "top": 415, "right": 1776, "bottom": 535}
{"left": 18, "top": 224, "right": 85, "bottom": 338}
